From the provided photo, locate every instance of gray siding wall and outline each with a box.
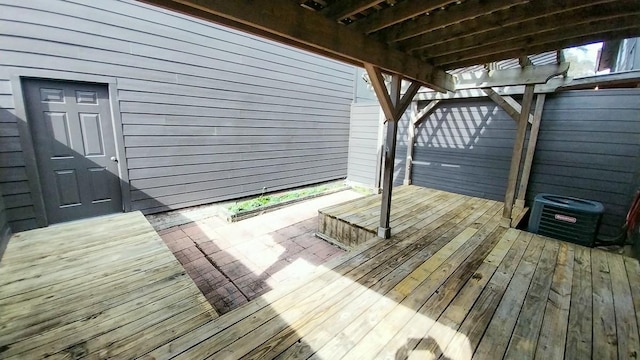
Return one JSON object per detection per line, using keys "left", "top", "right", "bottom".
{"left": 412, "top": 99, "right": 516, "bottom": 200}
{"left": 346, "top": 103, "right": 410, "bottom": 188}
{"left": 347, "top": 103, "right": 380, "bottom": 187}
{"left": 0, "top": 0, "right": 353, "bottom": 230}
{"left": 0, "top": 186, "right": 10, "bottom": 260}
{"left": 527, "top": 89, "right": 640, "bottom": 237}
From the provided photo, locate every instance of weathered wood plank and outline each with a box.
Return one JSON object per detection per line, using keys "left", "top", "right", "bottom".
{"left": 534, "top": 242, "right": 574, "bottom": 359}
{"left": 472, "top": 233, "right": 544, "bottom": 359}
{"left": 591, "top": 249, "right": 619, "bottom": 359}
{"left": 607, "top": 251, "right": 640, "bottom": 359}
{"left": 625, "top": 257, "right": 640, "bottom": 348}
{"left": 565, "top": 246, "right": 593, "bottom": 360}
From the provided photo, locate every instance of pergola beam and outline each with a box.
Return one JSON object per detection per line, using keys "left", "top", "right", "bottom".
{"left": 454, "top": 63, "right": 569, "bottom": 90}
{"left": 404, "top": 0, "right": 624, "bottom": 52}
{"left": 139, "top": 0, "right": 455, "bottom": 92}
{"left": 438, "top": 23, "right": 640, "bottom": 69}
{"left": 378, "top": 0, "right": 528, "bottom": 43}
{"left": 321, "top": 0, "right": 385, "bottom": 21}
{"left": 352, "top": 0, "right": 451, "bottom": 34}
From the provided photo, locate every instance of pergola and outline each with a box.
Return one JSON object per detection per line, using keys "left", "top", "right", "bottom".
{"left": 140, "top": 0, "right": 640, "bottom": 238}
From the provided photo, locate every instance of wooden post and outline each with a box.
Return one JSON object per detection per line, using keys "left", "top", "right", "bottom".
{"left": 378, "top": 74, "right": 401, "bottom": 239}
{"left": 502, "top": 84, "right": 535, "bottom": 227}
{"left": 364, "top": 64, "right": 421, "bottom": 239}
{"left": 404, "top": 101, "right": 418, "bottom": 185}
{"left": 404, "top": 100, "right": 441, "bottom": 185}
{"left": 515, "top": 94, "right": 546, "bottom": 208}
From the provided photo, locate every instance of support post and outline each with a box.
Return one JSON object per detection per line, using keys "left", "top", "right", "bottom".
{"left": 515, "top": 94, "right": 546, "bottom": 208}
{"left": 378, "top": 74, "right": 401, "bottom": 239}
{"left": 364, "top": 64, "right": 421, "bottom": 239}
{"left": 502, "top": 84, "right": 535, "bottom": 227}
{"left": 404, "top": 100, "right": 441, "bottom": 185}
{"left": 404, "top": 101, "right": 418, "bottom": 185}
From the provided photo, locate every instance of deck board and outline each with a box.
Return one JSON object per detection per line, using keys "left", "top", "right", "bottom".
{"left": 0, "top": 211, "right": 217, "bottom": 359}
{"left": 1, "top": 187, "right": 639, "bottom": 359}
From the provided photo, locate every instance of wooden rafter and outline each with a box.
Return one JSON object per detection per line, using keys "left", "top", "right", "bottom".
{"left": 351, "top": 0, "right": 451, "bottom": 34}
{"left": 400, "top": 0, "right": 620, "bottom": 51}
{"left": 438, "top": 21, "right": 640, "bottom": 69}
{"left": 378, "top": 0, "right": 529, "bottom": 43}
{"left": 140, "top": 0, "right": 455, "bottom": 92}
{"left": 412, "top": 2, "right": 638, "bottom": 58}
{"left": 321, "top": 0, "right": 385, "bottom": 21}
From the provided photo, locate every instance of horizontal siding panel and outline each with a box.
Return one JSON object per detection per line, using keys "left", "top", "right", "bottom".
{"left": 131, "top": 166, "right": 346, "bottom": 202}
{"left": 128, "top": 154, "right": 346, "bottom": 179}
{"left": 533, "top": 150, "right": 636, "bottom": 171}
{"left": 0, "top": 181, "right": 30, "bottom": 195}
{"left": 131, "top": 161, "right": 346, "bottom": 190}
{"left": 6, "top": 218, "right": 37, "bottom": 232}
{"left": 0, "top": 94, "right": 14, "bottom": 109}
{"left": 0, "top": 137, "right": 21, "bottom": 152}
{"left": 122, "top": 125, "right": 348, "bottom": 137}
{"left": 0, "top": 167, "right": 27, "bottom": 183}
{"left": 125, "top": 142, "right": 347, "bottom": 158}
{"left": 138, "top": 174, "right": 345, "bottom": 214}
{"left": 120, "top": 95, "right": 348, "bottom": 118}
{"left": 118, "top": 78, "right": 350, "bottom": 105}
{"left": 119, "top": 102, "right": 347, "bottom": 120}
{"left": 127, "top": 148, "right": 347, "bottom": 169}
{"left": 117, "top": 80, "right": 350, "bottom": 107}
{"left": 0, "top": 151, "right": 25, "bottom": 168}
{"left": 0, "top": 80, "right": 11, "bottom": 95}
{"left": 534, "top": 140, "right": 637, "bottom": 157}
{"left": 120, "top": 114, "right": 350, "bottom": 128}
{"left": 6, "top": 205, "right": 34, "bottom": 221}
{"left": 537, "top": 130, "right": 638, "bottom": 145}
{"left": 0, "top": 108, "right": 17, "bottom": 123}
{"left": 124, "top": 134, "right": 348, "bottom": 147}
{"left": 4, "top": 193, "right": 32, "bottom": 208}
{"left": 131, "top": 167, "right": 346, "bottom": 209}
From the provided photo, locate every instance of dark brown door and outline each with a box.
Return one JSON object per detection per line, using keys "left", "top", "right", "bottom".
{"left": 23, "top": 79, "right": 122, "bottom": 224}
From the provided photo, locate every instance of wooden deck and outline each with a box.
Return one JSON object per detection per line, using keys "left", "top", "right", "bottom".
{"left": 137, "top": 187, "right": 640, "bottom": 359}
{"left": 318, "top": 185, "right": 528, "bottom": 248}
{"left": 0, "top": 211, "right": 218, "bottom": 359}
{"left": 2, "top": 190, "right": 639, "bottom": 359}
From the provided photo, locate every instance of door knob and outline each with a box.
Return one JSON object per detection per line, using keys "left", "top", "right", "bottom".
{"left": 110, "top": 156, "right": 118, "bottom": 162}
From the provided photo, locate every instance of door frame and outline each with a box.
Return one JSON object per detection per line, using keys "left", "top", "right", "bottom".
{"left": 10, "top": 69, "right": 131, "bottom": 227}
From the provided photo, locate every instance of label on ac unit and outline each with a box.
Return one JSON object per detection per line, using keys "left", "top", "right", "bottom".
{"left": 555, "top": 214, "right": 577, "bottom": 223}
